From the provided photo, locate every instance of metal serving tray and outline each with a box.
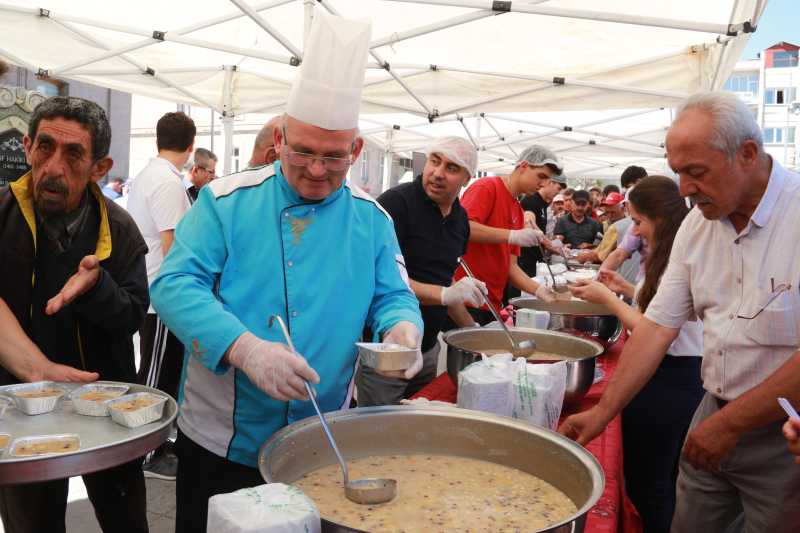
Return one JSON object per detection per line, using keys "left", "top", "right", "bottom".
{"left": 0, "top": 397, "right": 9, "bottom": 420}
{"left": 0, "top": 382, "right": 177, "bottom": 484}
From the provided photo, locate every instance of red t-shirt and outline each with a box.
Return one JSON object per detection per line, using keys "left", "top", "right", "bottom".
{"left": 456, "top": 177, "right": 524, "bottom": 313}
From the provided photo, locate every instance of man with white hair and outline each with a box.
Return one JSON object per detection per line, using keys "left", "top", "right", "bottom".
{"left": 149, "top": 12, "right": 423, "bottom": 532}
{"left": 560, "top": 90, "right": 800, "bottom": 531}
{"left": 356, "top": 136, "right": 488, "bottom": 406}
{"left": 450, "top": 145, "right": 563, "bottom": 322}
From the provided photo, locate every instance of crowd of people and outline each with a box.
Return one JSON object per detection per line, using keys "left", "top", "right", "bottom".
{"left": 1, "top": 31, "right": 800, "bottom": 533}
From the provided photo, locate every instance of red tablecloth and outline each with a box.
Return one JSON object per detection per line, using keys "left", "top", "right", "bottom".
{"left": 411, "top": 335, "right": 642, "bottom": 533}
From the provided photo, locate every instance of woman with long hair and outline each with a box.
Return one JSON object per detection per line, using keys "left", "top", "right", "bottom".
{"left": 568, "top": 176, "right": 705, "bottom": 533}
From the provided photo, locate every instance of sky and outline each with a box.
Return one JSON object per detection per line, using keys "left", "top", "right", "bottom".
{"left": 740, "top": 0, "right": 800, "bottom": 59}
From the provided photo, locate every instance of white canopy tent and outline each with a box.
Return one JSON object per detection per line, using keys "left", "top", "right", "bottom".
{"left": 0, "top": 0, "right": 766, "bottom": 183}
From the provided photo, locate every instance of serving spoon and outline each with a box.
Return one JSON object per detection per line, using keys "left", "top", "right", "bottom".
{"left": 268, "top": 315, "right": 397, "bottom": 505}
{"left": 458, "top": 258, "right": 537, "bottom": 358}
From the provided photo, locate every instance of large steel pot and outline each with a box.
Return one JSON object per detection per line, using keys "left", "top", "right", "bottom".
{"left": 443, "top": 327, "right": 603, "bottom": 406}
{"left": 260, "top": 406, "right": 604, "bottom": 533}
{"left": 511, "top": 297, "right": 624, "bottom": 349}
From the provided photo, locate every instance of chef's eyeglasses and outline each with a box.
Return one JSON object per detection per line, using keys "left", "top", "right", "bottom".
{"left": 737, "top": 283, "right": 792, "bottom": 320}
{"left": 283, "top": 127, "right": 355, "bottom": 171}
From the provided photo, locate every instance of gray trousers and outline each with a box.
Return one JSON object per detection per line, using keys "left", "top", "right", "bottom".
{"left": 355, "top": 341, "right": 440, "bottom": 407}
{"left": 671, "top": 392, "right": 800, "bottom": 533}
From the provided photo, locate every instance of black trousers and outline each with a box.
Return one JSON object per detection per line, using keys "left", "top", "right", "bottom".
{"left": 0, "top": 457, "right": 148, "bottom": 533}
{"left": 173, "top": 428, "right": 265, "bottom": 533}
{"left": 622, "top": 355, "right": 704, "bottom": 533}
{"left": 137, "top": 314, "right": 184, "bottom": 400}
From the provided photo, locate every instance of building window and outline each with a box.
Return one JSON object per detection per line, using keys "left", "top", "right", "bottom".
{"left": 36, "top": 78, "right": 65, "bottom": 97}
{"left": 773, "top": 51, "right": 799, "bottom": 68}
{"left": 379, "top": 155, "right": 385, "bottom": 183}
{"left": 360, "top": 151, "right": 368, "bottom": 182}
{"left": 177, "top": 104, "right": 193, "bottom": 116}
{"left": 764, "top": 128, "right": 796, "bottom": 144}
{"left": 233, "top": 147, "right": 240, "bottom": 173}
{"left": 765, "top": 88, "right": 797, "bottom": 105}
{"left": 722, "top": 76, "right": 759, "bottom": 96}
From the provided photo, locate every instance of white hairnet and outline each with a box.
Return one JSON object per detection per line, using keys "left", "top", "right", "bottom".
{"left": 424, "top": 136, "right": 479, "bottom": 177}
{"left": 515, "top": 145, "right": 563, "bottom": 175}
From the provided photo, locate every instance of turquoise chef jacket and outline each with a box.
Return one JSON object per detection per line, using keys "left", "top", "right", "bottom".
{"left": 150, "top": 162, "right": 423, "bottom": 467}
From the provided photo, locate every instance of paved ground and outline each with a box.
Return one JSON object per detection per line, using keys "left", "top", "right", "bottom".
{"left": 1, "top": 334, "right": 450, "bottom": 532}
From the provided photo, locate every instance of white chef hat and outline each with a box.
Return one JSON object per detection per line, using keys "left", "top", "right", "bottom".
{"left": 285, "top": 10, "right": 372, "bottom": 131}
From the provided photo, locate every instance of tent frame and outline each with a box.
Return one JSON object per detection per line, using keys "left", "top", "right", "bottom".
{"left": 0, "top": 0, "right": 757, "bottom": 177}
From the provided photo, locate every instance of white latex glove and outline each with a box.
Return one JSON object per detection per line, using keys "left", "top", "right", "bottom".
{"left": 535, "top": 285, "right": 556, "bottom": 304}
{"left": 227, "top": 332, "right": 320, "bottom": 402}
{"left": 441, "top": 277, "right": 488, "bottom": 307}
{"left": 380, "top": 321, "right": 423, "bottom": 379}
{"left": 551, "top": 239, "right": 571, "bottom": 259}
{"left": 508, "top": 228, "right": 544, "bottom": 247}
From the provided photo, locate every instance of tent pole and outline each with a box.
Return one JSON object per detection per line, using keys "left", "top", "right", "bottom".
{"left": 383, "top": 130, "right": 394, "bottom": 193}
{"left": 210, "top": 109, "right": 215, "bottom": 154}
{"left": 387, "top": 0, "right": 740, "bottom": 35}
{"left": 0, "top": 46, "right": 38, "bottom": 72}
{"left": 360, "top": 97, "right": 431, "bottom": 115}
{"left": 318, "top": 0, "right": 435, "bottom": 115}
{"left": 370, "top": 0, "right": 547, "bottom": 49}
{"left": 237, "top": 100, "right": 288, "bottom": 116}
{"left": 50, "top": 18, "right": 225, "bottom": 113}
{"left": 221, "top": 65, "right": 235, "bottom": 176}
{"left": 365, "top": 69, "right": 430, "bottom": 87}
{"left": 230, "top": 0, "right": 304, "bottom": 59}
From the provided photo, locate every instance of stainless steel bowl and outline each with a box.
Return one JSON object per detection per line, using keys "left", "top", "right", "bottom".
{"left": 259, "top": 406, "right": 604, "bottom": 533}
{"left": 511, "top": 297, "right": 624, "bottom": 349}
{"left": 443, "top": 327, "right": 603, "bottom": 406}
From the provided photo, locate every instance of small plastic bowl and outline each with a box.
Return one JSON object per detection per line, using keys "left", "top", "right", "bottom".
{"left": 106, "top": 393, "right": 168, "bottom": 429}
{"left": 5, "top": 381, "right": 70, "bottom": 416}
{"left": 70, "top": 383, "right": 131, "bottom": 417}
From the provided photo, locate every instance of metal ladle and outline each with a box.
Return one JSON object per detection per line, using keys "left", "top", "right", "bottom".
{"left": 268, "top": 315, "right": 397, "bottom": 505}
{"left": 538, "top": 243, "right": 569, "bottom": 295}
{"left": 458, "top": 258, "right": 537, "bottom": 358}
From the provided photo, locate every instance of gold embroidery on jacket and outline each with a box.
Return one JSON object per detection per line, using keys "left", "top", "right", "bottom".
{"left": 288, "top": 213, "right": 315, "bottom": 245}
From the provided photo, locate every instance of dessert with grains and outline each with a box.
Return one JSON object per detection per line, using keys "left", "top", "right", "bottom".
{"left": 293, "top": 454, "right": 577, "bottom": 531}
{"left": 110, "top": 397, "right": 158, "bottom": 412}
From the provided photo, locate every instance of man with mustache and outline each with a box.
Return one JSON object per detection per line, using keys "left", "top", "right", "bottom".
{"left": 0, "top": 96, "right": 150, "bottom": 532}
{"left": 149, "top": 12, "right": 423, "bottom": 532}
{"left": 560, "top": 91, "right": 800, "bottom": 531}
{"left": 356, "top": 136, "right": 487, "bottom": 406}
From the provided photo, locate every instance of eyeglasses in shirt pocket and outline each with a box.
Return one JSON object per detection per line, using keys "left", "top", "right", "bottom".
{"left": 741, "top": 284, "right": 798, "bottom": 348}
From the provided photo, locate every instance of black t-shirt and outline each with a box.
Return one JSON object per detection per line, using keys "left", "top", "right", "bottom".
{"left": 519, "top": 192, "right": 547, "bottom": 265}
{"left": 377, "top": 175, "right": 471, "bottom": 352}
{"left": 554, "top": 213, "right": 601, "bottom": 249}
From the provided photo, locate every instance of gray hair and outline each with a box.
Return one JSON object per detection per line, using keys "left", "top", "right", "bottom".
{"left": 674, "top": 91, "right": 764, "bottom": 162}
{"left": 194, "top": 147, "right": 218, "bottom": 169}
{"left": 424, "top": 135, "right": 479, "bottom": 177}
{"left": 29, "top": 96, "right": 111, "bottom": 161}
{"left": 514, "top": 145, "right": 563, "bottom": 176}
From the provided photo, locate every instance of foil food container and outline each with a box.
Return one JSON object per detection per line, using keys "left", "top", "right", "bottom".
{"left": 106, "top": 392, "right": 168, "bottom": 429}
{"left": 356, "top": 343, "right": 417, "bottom": 371}
{"left": 0, "top": 396, "right": 10, "bottom": 420}
{"left": 69, "top": 383, "right": 130, "bottom": 417}
{"left": 5, "top": 381, "right": 70, "bottom": 416}
{"left": 0, "top": 432, "right": 10, "bottom": 455}
{"left": 9, "top": 433, "right": 82, "bottom": 457}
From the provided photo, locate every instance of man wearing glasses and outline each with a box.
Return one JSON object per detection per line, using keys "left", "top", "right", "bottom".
{"left": 149, "top": 12, "right": 423, "bottom": 533}
{"left": 560, "top": 91, "right": 800, "bottom": 532}
{"left": 183, "top": 147, "right": 218, "bottom": 203}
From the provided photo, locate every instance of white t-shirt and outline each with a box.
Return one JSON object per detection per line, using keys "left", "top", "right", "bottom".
{"left": 127, "top": 157, "right": 191, "bottom": 312}
{"left": 633, "top": 277, "right": 703, "bottom": 357}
